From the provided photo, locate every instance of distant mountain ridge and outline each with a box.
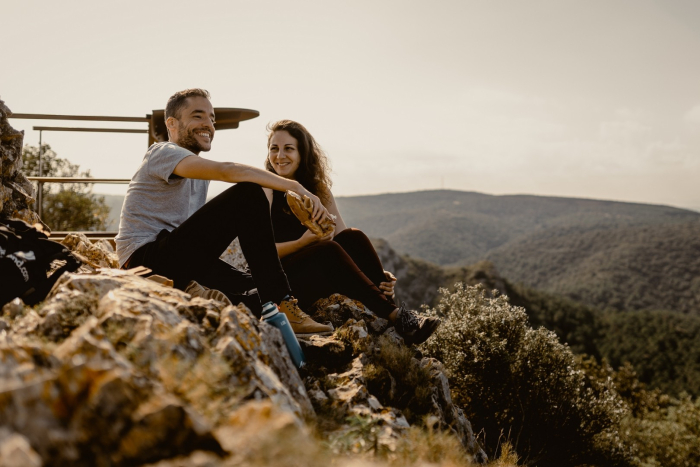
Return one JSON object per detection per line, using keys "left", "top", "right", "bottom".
{"left": 336, "top": 190, "right": 700, "bottom": 313}
{"left": 336, "top": 189, "right": 698, "bottom": 263}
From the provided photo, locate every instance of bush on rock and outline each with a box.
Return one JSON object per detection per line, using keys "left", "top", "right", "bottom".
{"left": 422, "top": 283, "right": 633, "bottom": 466}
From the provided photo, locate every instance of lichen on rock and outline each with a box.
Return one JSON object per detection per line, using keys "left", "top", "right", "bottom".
{"left": 1, "top": 267, "right": 486, "bottom": 465}
{"left": 60, "top": 233, "right": 119, "bottom": 270}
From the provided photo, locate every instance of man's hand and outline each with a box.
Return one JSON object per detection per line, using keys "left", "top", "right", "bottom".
{"left": 379, "top": 270, "right": 397, "bottom": 297}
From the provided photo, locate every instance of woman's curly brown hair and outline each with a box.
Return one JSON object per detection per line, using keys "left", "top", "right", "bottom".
{"left": 265, "top": 120, "right": 333, "bottom": 205}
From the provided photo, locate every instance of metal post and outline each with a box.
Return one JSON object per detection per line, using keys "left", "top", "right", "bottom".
{"left": 37, "top": 130, "right": 43, "bottom": 219}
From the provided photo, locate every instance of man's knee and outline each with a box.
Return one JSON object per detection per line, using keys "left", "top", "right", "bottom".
{"left": 219, "top": 181, "right": 266, "bottom": 205}
{"left": 233, "top": 181, "right": 263, "bottom": 194}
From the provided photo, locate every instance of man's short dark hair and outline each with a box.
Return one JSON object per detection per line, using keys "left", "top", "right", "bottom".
{"left": 165, "top": 88, "right": 211, "bottom": 120}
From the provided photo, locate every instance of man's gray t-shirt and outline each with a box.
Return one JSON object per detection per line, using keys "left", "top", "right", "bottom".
{"left": 116, "top": 142, "right": 209, "bottom": 267}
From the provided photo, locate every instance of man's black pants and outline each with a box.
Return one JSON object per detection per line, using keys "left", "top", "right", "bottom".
{"left": 125, "top": 182, "right": 290, "bottom": 314}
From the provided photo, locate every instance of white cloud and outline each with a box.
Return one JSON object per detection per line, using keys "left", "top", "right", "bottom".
{"left": 683, "top": 104, "right": 700, "bottom": 125}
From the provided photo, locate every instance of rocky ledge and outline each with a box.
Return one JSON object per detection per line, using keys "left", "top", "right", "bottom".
{"left": 0, "top": 267, "right": 486, "bottom": 466}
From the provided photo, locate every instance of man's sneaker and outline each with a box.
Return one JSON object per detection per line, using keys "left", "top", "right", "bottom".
{"left": 279, "top": 297, "right": 334, "bottom": 337}
{"left": 394, "top": 303, "right": 441, "bottom": 346}
{"left": 185, "top": 280, "right": 233, "bottom": 307}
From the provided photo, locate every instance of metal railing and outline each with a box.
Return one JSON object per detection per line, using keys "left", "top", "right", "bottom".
{"left": 11, "top": 113, "right": 150, "bottom": 237}
{"left": 27, "top": 177, "right": 131, "bottom": 241}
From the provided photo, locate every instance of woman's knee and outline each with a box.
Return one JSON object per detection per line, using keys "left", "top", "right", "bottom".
{"left": 285, "top": 241, "right": 348, "bottom": 278}
{"left": 313, "top": 240, "right": 346, "bottom": 258}
{"left": 335, "top": 227, "right": 371, "bottom": 245}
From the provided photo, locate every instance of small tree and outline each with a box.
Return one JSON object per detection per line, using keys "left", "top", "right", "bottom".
{"left": 22, "top": 144, "right": 109, "bottom": 231}
{"left": 422, "top": 283, "right": 633, "bottom": 466}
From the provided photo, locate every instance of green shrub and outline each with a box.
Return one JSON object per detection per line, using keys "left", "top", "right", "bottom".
{"left": 422, "top": 283, "right": 632, "bottom": 466}
{"left": 583, "top": 360, "right": 700, "bottom": 467}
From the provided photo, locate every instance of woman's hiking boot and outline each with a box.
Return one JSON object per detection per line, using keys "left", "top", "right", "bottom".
{"left": 185, "top": 280, "right": 233, "bottom": 307}
{"left": 395, "top": 302, "right": 441, "bottom": 346}
{"left": 279, "top": 297, "right": 334, "bottom": 337}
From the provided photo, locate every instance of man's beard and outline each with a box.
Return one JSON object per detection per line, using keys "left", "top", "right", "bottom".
{"left": 176, "top": 123, "right": 211, "bottom": 153}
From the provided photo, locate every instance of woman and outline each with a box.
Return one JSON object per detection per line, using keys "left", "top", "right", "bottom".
{"left": 263, "top": 120, "right": 439, "bottom": 345}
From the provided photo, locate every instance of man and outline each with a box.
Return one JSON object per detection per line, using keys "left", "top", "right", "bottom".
{"left": 116, "top": 88, "right": 332, "bottom": 335}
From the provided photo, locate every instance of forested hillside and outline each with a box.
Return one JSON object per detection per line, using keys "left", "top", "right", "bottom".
{"left": 374, "top": 239, "right": 700, "bottom": 397}
{"left": 339, "top": 190, "right": 700, "bottom": 314}
{"left": 487, "top": 221, "right": 700, "bottom": 313}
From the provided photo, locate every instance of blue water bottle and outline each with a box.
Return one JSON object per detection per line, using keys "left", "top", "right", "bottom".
{"left": 262, "top": 306, "right": 306, "bottom": 369}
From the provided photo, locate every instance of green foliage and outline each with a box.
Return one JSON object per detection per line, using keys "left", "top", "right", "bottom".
{"left": 380, "top": 249, "right": 700, "bottom": 398}
{"left": 505, "top": 282, "right": 700, "bottom": 397}
{"left": 22, "top": 144, "right": 109, "bottom": 231}
{"left": 362, "top": 335, "right": 433, "bottom": 422}
{"left": 506, "top": 281, "right": 603, "bottom": 358}
{"left": 533, "top": 300, "right": 700, "bottom": 397}
{"left": 622, "top": 394, "right": 700, "bottom": 467}
{"left": 422, "top": 283, "right": 632, "bottom": 466}
{"left": 598, "top": 309, "right": 700, "bottom": 396}
{"left": 581, "top": 357, "right": 700, "bottom": 467}
{"left": 330, "top": 414, "right": 387, "bottom": 456}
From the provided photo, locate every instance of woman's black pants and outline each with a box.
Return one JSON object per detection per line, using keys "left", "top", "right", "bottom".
{"left": 281, "top": 228, "right": 397, "bottom": 318}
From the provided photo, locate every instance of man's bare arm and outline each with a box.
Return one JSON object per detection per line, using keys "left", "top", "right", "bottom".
{"left": 173, "top": 156, "right": 328, "bottom": 220}
{"left": 173, "top": 156, "right": 300, "bottom": 191}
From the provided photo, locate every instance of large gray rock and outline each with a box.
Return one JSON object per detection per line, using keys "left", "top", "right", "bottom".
{"left": 0, "top": 97, "right": 42, "bottom": 226}
{"left": 421, "top": 357, "right": 487, "bottom": 463}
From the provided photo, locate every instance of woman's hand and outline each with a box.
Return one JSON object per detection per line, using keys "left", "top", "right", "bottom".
{"left": 379, "top": 270, "right": 397, "bottom": 297}
{"left": 295, "top": 185, "right": 330, "bottom": 222}
{"left": 298, "top": 228, "right": 334, "bottom": 248}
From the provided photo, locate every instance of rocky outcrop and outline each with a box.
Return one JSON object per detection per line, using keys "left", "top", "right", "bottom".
{"left": 1, "top": 269, "right": 314, "bottom": 466}
{"left": 0, "top": 98, "right": 42, "bottom": 227}
{"left": 1, "top": 268, "right": 486, "bottom": 465}
{"left": 60, "top": 233, "right": 119, "bottom": 270}
{"left": 3, "top": 220, "right": 489, "bottom": 465}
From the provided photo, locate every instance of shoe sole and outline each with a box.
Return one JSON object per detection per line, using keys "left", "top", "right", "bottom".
{"left": 295, "top": 331, "right": 334, "bottom": 338}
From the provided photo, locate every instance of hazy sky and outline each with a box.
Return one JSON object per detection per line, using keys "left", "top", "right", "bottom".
{"left": 3, "top": 0, "right": 699, "bottom": 210}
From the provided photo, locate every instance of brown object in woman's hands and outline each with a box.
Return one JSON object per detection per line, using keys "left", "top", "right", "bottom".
{"left": 286, "top": 190, "right": 336, "bottom": 236}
